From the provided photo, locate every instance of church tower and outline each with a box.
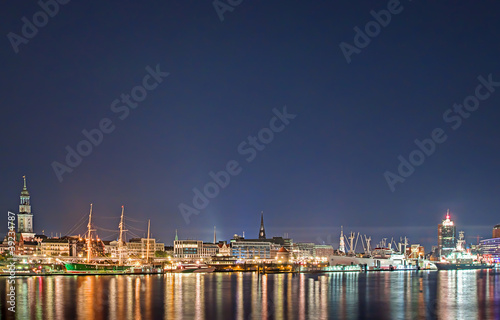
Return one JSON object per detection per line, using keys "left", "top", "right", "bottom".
{"left": 258, "top": 211, "right": 266, "bottom": 239}
{"left": 18, "top": 176, "right": 35, "bottom": 240}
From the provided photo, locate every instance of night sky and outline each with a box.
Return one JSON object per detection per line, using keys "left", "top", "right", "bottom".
{"left": 1, "top": 0, "right": 500, "bottom": 251}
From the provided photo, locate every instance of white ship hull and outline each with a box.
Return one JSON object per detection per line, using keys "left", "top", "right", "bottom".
{"left": 328, "top": 255, "right": 416, "bottom": 271}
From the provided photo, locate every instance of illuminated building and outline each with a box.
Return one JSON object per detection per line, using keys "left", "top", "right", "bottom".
{"left": 17, "top": 176, "right": 35, "bottom": 241}
{"left": 437, "top": 210, "right": 456, "bottom": 257}
{"left": 217, "top": 242, "right": 231, "bottom": 256}
{"left": 230, "top": 212, "right": 293, "bottom": 260}
{"left": 478, "top": 224, "right": 500, "bottom": 262}
{"left": 231, "top": 241, "right": 271, "bottom": 259}
{"left": 38, "top": 238, "right": 70, "bottom": 256}
{"left": 480, "top": 238, "right": 500, "bottom": 263}
{"left": 493, "top": 224, "right": 500, "bottom": 238}
{"left": 293, "top": 242, "right": 315, "bottom": 258}
{"left": 126, "top": 238, "right": 165, "bottom": 258}
{"left": 314, "top": 244, "right": 334, "bottom": 257}
{"left": 173, "top": 239, "right": 218, "bottom": 259}
{"left": 276, "top": 247, "right": 290, "bottom": 263}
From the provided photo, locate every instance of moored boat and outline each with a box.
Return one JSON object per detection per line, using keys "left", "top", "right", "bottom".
{"left": 435, "top": 231, "right": 493, "bottom": 270}
{"left": 171, "top": 263, "right": 215, "bottom": 273}
{"left": 434, "top": 262, "right": 493, "bottom": 270}
{"left": 64, "top": 204, "right": 134, "bottom": 274}
{"left": 64, "top": 262, "right": 132, "bottom": 274}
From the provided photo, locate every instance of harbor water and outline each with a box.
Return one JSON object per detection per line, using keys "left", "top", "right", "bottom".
{"left": 1, "top": 270, "right": 500, "bottom": 319}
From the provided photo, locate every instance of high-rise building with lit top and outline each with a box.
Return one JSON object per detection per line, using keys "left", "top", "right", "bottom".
{"left": 437, "top": 210, "right": 456, "bottom": 257}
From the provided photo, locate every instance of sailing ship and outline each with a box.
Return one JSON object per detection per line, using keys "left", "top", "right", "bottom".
{"left": 64, "top": 204, "right": 133, "bottom": 274}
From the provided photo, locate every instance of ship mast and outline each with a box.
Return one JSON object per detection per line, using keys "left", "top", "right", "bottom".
{"left": 86, "top": 204, "right": 94, "bottom": 263}
{"left": 118, "top": 206, "right": 126, "bottom": 265}
{"left": 146, "top": 219, "right": 151, "bottom": 262}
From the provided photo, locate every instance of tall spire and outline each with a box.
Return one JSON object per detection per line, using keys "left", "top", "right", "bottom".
{"left": 18, "top": 176, "right": 34, "bottom": 235}
{"left": 21, "top": 175, "right": 30, "bottom": 198}
{"left": 339, "top": 226, "right": 345, "bottom": 253}
{"left": 213, "top": 226, "right": 216, "bottom": 244}
{"left": 259, "top": 211, "right": 266, "bottom": 239}
{"left": 174, "top": 229, "right": 178, "bottom": 241}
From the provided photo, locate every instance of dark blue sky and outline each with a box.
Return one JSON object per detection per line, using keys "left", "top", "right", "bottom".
{"left": 1, "top": 0, "right": 500, "bottom": 250}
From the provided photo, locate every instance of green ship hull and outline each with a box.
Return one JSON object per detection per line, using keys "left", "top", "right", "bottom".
{"left": 64, "top": 263, "right": 132, "bottom": 274}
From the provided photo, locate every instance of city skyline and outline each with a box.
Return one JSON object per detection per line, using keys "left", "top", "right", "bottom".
{"left": 3, "top": 175, "right": 496, "bottom": 252}
{"left": 2, "top": 1, "right": 500, "bottom": 254}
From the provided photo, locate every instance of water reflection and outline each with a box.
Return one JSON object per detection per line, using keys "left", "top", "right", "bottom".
{"left": 1, "top": 270, "right": 500, "bottom": 319}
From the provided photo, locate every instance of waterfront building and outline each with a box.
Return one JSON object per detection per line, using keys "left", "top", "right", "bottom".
{"left": 314, "top": 244, "right": 334, "bottom": 258}
{"left": 17, "top": 176, "right": 35, "bottom": 241}
{"left": 202, "top": 242, "right": 219, "bottom": 257}
{"left": 38, "top": 238, "right": 70, "bottom": 256}
{"left": 270, "top": 243, "right": 284, "bottom": 259}
{"left": 493, "top": 224, "right": 500, "bottom": 238}
{"left": 127, "top": 238, "right": 165, "bottom": 258}
{"left": 479, "top": 224, "right": 500, "bottom": 262}
{"left": 293, "top": 242, "right": 315, "bottom": 259}
{"left": 6, "top": 233, "right": 38, "bottom": 256}
{"left": 103, "top": 240, "right": 126, "bottom": 258}
{"left": 19, "top": 240, "right": 38, "bottom": 256}
{"left": 230, "top": 236, "right": 292, "bottom": 259}
{"left": 230, "top": 213, "right": 293, "bottom": 260}
{"left": 276, "top": 247, "right": 290, "bottom": 263}
{"left": 173, "top": 239, "right": 217, "bottom": 259}
{"left": 232, "top": 240, "right": 271, "bottom": 259}
{"left": 438, "top": 210, "right": 456, "bottom": 257}
{"left": 174, "top": 239, "right": 203, "bottom": 258}
{"left": 61, "top": 236, "right": 87, "bottom": 257}
{"left": 480, "top": 238, "right": 500, "bottom": 263}
{"left": 217, "top": 242, "right": 231, "bottom": 256}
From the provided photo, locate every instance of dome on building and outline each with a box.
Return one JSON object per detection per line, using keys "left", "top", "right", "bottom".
{"left": 494, "top": 224, "right": 500, "bottom": 229}
{"left": 278, "top": 247, "right": 288, "bottom": 253}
